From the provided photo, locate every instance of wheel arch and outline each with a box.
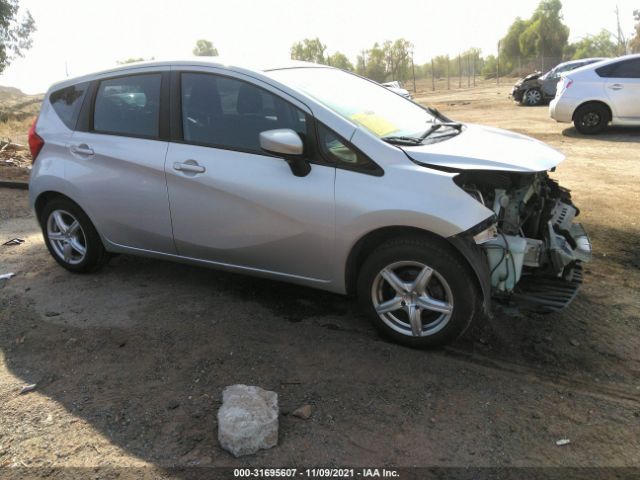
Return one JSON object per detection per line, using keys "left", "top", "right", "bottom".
{"left": 34, "top": 191, "right": 99, "bottom": 234}
{"left": 344, "top": 226, "right": 490, "bottom": 313}
{"left": 572, "top": 100, "right": 612, "bottom": 122}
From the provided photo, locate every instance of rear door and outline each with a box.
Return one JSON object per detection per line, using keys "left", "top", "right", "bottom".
{"left": 600, "top": 59, "right": 640, "bottom": 121}
{"left": 164, "top": 69, "right": 335, "bottom": 281}
{"left": 70, "top": 69, "right": 176, "bottom": 254}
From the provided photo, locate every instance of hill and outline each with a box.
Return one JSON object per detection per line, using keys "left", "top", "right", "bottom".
{"left": 0, "top": 85, "right": 43, "bottom": 148}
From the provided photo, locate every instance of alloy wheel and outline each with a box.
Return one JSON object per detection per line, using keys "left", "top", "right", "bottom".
{"left": 371, "top": 261, "right": 454, "bottom": 337}
{"left": 581, "top": 112, "right": 601, "bottom": 128}
{"left": 525, "top": 89, "right": 542, "bottom": 105}
{"left": 46, "top": 209, "right": 87, "bottom": 265}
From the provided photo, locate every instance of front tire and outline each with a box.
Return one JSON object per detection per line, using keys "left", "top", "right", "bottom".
{"left": 40, "top": 198, "right": 107, "bottom": 273}
{"left": 522, "top": 88, "right": 543, "bottom": 106}
{"left": 573, "top": 103, "right": 609, "bottom": 134}
{"left": 357, "top": 236, "right": 478, "bottom": 348}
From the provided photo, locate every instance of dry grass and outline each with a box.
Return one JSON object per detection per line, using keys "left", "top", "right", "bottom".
{"left": 0, "top": 117, "right": 34, "bottom": 146}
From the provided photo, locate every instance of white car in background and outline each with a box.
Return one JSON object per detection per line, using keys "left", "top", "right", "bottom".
{"left": 381, "top": 81, "right": 413, "bottom": 99}
{"left": 550, "top": 54, "right": 640, "bottom": 134}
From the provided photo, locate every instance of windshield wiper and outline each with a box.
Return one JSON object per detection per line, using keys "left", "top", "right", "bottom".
{"left": 381, "top": 135, "right": 423, "bottom": 145}
{"left": 382, "top": 122, "right": 464, "bottom": 146}
{"left": 418, "top": 122, "right": 463, "bottom": 141}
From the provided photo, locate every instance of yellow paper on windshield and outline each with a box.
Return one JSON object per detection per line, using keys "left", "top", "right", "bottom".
{"left": 349, "top": 112, "right": 398, "bottom": 137}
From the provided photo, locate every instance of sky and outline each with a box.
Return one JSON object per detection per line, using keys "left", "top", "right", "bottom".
{"left": 1, "top": 0, "right": 637, "bottom": 94}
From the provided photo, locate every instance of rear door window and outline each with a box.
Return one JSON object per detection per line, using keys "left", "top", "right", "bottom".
{"left": 93, "top": 74, "right": 161, "bottom": 138}
{"left": 180, "top": 72, "right": 306, "bottom": 152}
{"left": 50, "top": 82, "right": 89, "bottom": 130}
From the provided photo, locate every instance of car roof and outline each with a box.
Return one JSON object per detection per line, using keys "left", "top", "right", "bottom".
{"left": 556, "top": 57, "right": 607, "bottom": 68}
{"left": 47, "top": 57, "right": 328, "bottom": 92}
{"left": 563, "top": 53, "right": 640, "bottom": 77}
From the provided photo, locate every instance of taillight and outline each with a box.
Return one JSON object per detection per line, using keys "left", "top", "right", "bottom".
{"left": 28, "top": 117, "right": 44, "bottom": 162}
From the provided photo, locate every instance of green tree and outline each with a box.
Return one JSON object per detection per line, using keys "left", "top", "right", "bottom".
{"left": 356, "top": 39, "right": 414, "bottom": 82}
{"left": 327, "top": 51, "right": 353, "bottom": 71}
{"left": 193, "top": 39, "right": 218, "bottom": 56}
{"left": 497, "top": 0, "right": 569, "bottom": 73}
{"left": 501, "top": 18, "right": 529, "bottom": 60}
{"left": 481, "top": 55, "right": 499, "bottom": 78}
{"left": 0, "top": 0, "right": 36, "bottom": 74}
{"left": 631, "top": 9, "right": 640, "bottom": 53}
{"left": 518, "top": 0, "right": 569, "bottom": 62}
{"left": 568, "top": 30, "right": 617, "bottom": 59}
{"left": 290, "top": 38, "right": 327, "bottom": 64}
{"left": 384, "top": 39, "right": 413, "bottom": 81}
{"left": 364, "top": 43, "right": 387, "bottom": 82}
{"left": 430, "top": 55, "right": 450, "bottom": 78}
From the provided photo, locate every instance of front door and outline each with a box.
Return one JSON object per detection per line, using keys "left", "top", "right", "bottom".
{"left": 165, "top": 71, "right": 335, "bottom": 281}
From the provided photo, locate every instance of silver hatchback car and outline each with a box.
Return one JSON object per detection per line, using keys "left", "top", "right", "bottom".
{"left": 28, "top": 59, "right": 591, "bottom": 347}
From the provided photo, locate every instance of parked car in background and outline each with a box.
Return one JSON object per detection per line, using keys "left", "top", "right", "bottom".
{"left": 29, "top": 59, "right": 590, "bottom": 348}
{"left": 381, "top": 81, "right": 413, "bottom": 99}
{"left": 512, "top": 58, "right": 606, "bottom": 106}
{"left": 551, "top": 54, "right": 640, "bottom": 134}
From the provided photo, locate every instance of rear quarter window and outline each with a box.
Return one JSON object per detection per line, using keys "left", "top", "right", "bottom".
{"left": 49, "top": 82, "right": 89, "bottom": 130}
{"left": 596, "top": 59, "right": 640, "bottom": 78}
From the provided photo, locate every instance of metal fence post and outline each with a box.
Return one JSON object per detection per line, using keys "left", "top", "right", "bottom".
{"left": 431, "top": 59, "right": 435, "bottom": 91}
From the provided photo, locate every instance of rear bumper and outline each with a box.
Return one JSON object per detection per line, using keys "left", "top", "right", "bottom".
{"left": 549, "top": 97, "right": 576, "bottom": 123}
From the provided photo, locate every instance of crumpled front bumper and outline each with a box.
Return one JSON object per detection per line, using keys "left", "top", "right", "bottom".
{"left": 511, "top": 85, "right": 524, "bottom": 101}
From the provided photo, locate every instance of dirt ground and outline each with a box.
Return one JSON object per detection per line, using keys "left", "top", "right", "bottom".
{"left": 1, "top": 79, "right": 639, "bottom": 477}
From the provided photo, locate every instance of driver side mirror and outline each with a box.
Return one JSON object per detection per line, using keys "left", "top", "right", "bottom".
{"left": 260, "top": 129, "right": 311, "bottom": 177}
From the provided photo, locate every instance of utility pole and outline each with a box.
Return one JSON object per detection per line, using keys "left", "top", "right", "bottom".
{"left": 411, "top": 49, "right": 416, "bottom": 92}
{"left": 497, "top": 41, "right": 501, "bottom": 87}
{"left": 472, "top": 52, "right": 476, "bottom": 87}
{"left": 447, "top": 55, "right": 450, "bottom": 90}
{"left": 615, "top": 5, "right": 628, "bottom": 55}
{"left": 431, "top": 59, "right": 435, "bottom": 91}
{"left": 458, "top": 55, "right": 462, "bottom": 88}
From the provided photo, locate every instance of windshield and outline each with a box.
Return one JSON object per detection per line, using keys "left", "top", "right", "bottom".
{"left": 266, "top": 67, "right": 438, "bottom": 139}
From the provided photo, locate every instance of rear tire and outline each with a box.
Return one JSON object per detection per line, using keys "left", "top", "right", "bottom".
{"left": 357, "top": 236, "right": 478, "bottom": 348}
{"left": 40, "top": 198, "right": 107, "bottom": 273}
{"left": 573, "top": 103, "right": 609, "bottom": 134}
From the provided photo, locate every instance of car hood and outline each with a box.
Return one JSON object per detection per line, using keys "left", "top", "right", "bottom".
{"left": 516, "top": 72, "right": 542, "bottom": 85}
{"left": 402, "top": 124, "right": 565, "bottom": 172}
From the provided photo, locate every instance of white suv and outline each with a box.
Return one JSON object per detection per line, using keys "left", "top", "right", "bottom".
{"left": 550, "top": 54, "right": 640, "bottom": 134}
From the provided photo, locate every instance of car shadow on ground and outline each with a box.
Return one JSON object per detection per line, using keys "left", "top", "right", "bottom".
{"left": 562, "top": 126, "right": 640, "bottom": 143}
{"left": 1, "top": 229, "right": 638, "bottom": 472}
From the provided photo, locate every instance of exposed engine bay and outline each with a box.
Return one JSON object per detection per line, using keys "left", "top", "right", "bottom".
{"left": 455, "top": 170, "right": 592, "bottom": 308}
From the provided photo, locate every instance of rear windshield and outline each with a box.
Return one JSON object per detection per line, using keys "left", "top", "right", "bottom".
{"left": 49, "top": 82, "right": 89, "bottom": 130}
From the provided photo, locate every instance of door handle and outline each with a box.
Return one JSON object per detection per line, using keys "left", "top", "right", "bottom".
{"left": 609, "top": 84, "right": 623, "bottom": 90}
{"left": 173, "top": 161, "right": 205, "bottom": 174}
{"left": 70, "top": 144, "right": 94, "bottom": 156}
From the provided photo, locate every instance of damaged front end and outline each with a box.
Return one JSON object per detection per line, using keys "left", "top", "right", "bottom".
{"left": 455, "top": 170, "right": 591, "bottom": 313}
{"left": 511, "top": 71, "right": 542, "bottom": 102}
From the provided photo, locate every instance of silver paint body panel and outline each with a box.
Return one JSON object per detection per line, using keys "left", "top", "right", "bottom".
{"left": 30, "top": 59, "right": 550, "bottom": 294}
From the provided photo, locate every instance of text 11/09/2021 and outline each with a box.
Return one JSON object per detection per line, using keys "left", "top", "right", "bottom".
{"left": 233, "top": 468, "right": 400, "bottom": 478}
